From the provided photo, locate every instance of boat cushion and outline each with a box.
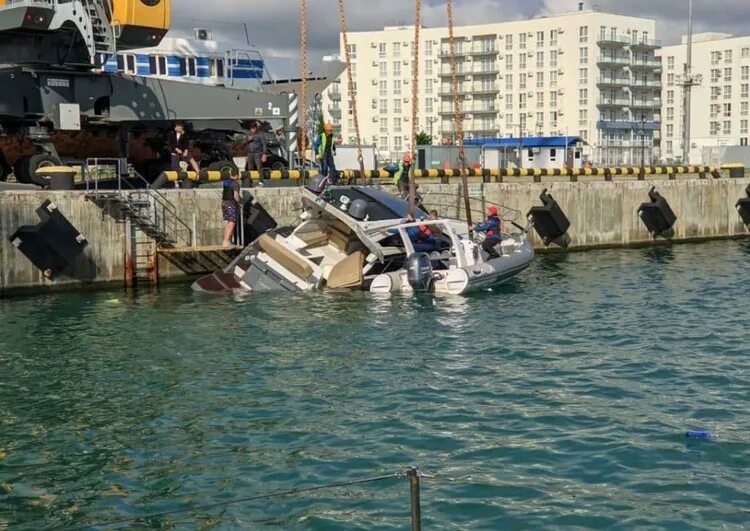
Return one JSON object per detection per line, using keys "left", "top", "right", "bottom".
{"left": 326, "top": 251, "right": 365, "bottom": 289}
{"left": 258, "top": 234, "right": 314, "bottom": 279}
{"left": 298, "top": 230, "right": 329, "bottom": 247}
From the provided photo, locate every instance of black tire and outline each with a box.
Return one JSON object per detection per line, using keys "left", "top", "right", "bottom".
{"left": 270, "top": 161, "right": 286, "bottom": 171}
{"left": 207, "top": 160, "right": 238, "bottom": 173}
{"left": 27, "top": 153, "right": 62, "bottom": 187}
{"left": 13, "top": 155, "right": 31, "bottom": 183}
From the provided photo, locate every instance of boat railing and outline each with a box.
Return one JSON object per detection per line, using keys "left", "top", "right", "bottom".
{"left": 412, "top": 191, "right": 522, "bottom": 223}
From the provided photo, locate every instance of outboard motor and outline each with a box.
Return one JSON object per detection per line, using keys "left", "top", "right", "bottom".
{"left": 307, "top": 175, "right": 329, "bottom": 194}
{"left": 406, "top": 252, "right": 434, "bottom": 293}
{"left": 349, "top": 199, "right": 368, "bottom": 220}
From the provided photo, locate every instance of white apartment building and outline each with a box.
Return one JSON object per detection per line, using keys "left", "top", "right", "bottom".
{"left": 321, "top": 7, "right": 661, "bottom": 165}
{"left": 659, "top": 33, "right": 750, "bottom": 164}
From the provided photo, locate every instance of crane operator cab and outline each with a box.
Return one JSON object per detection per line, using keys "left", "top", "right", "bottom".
{"left": 113, "top": 0, "right": 171, "bottom": 50}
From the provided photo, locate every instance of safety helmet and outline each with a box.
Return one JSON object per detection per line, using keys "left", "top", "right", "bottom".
{"left": 488, "top": 206, "right": 499, "bottom": 217}
{"left": 403, "top": 153, "right": 412, "bottom": 163}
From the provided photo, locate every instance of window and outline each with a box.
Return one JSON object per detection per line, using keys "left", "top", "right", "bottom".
{"left": 379, "top": 99, "right": 387, "bottom": 113}
{"left": 723, "top": 120, "right": 731, "bottom": 135}
{"left": 394, "top": 117, "right": 402, "bottom": 133}
{"left": 393, "top": 80, "right": 401, "bottom": 96}
{"left": 379, "top": 61, "right": 387, "bottom": 77}
{"left": 425, "top": 40, "right": 433, "bottom": 56}
{"left": 666, "top": 140, "right": 673, "bottom": 153}
{"left": 393, "top": 98, "right": 401, "bottom": 113}
{"left": 711, "top": 86, "right": 721, "bottom": 100}
{"left": 425, "top": 59, "right": 433, "bottom": 76}
{"left": 710, "top": 122, "right": 720, "bottom": 135}
{"left": 536, "top": 71, "right": 544, "bottom": 88}
{"left": 742, "top": 84, "right": 749, "bottom": 98}
{"left": 725, "top": 85, "right": 732, "bottom": 99}
{"left": 579, "top": 47, "right": 588, "bottom": 64}
{"left": 742, "top": 47, "right": 750, "bottom": 58}
{"left": 379, "top": 43, "right": 386, "bottom": 58}
{"left": 743, "top": 102, "right": 749, "bottom": 116}
{"left": 394, "top": 136, "right": 403, "bottom": 151}
{"left": 578, "top": 108, "right": 588, "bottom": 127}
{"left": 666, "top": 124, "right": 674, "bottom": 137}
{"left": 425, "top": 79, "right": 433, "bottom": 95}
{"left": 550, "top": 148, "right": 557, "bottom": 162}
{"left": 725, "top": 50, "right": 733, "bottom": 63}
{"left": 425, "top": 98, "right": 433, "bottom": 113}
{"left": 536, "top": 112, "right": 545, "bottom": 127}
{"left": 550, "top": 50, "right": 558, "bottom": 68}
{"left": 742, "top": 120, "right": 749, "bottom": 134}
{"left": 725, "top": 67, "right": 732, "bottom": 81}
{"left": 505, "top": 94, "right": 513, "bottom": 110}
{"left": 710, "top": 104, "right": 720, "bottom": 118}
{"left": 519, "top": 53, "right": 527, "bottom": 70}
{"left": 711, "top": 69, "right": 721, "bottom": 83}
{"left": 723, "top": 103, "right": 732, "bottom": 117}
{"left": 505, "top": 54, "right": 513, "bottom": 69}
{"left": 537, "top": 31, "right": 544, "bottom": 47}
{"left": 536, "top": 52, "right": 544, "bottom": 68}
{"left": 742, "top": 138, "right": 749, "bottom": 146}
{"left": 123, "top": 54, "right": 136, "bottom": 74}
{"left": 667, "top": 56, "right": 675, "bottom": 70}
{"left": 393, "top": 61, "right": 401, "bottom": 77}
{"left": 519, "top": 33, "right": 527, "bottom": 49}
{"left": 579, "top": 88, "right": 588, "bottom": 105}
{"left": 347, "top": 44, "right": 357, "bottom": 60}
{"left": 666, "top": 107, "right": 674, "bottom": 120}
{"left": 550, "top": 91, "right": 558, "bottom": 107}
{"left": 505, "top": 73, "right": 513, "bottom": 90}
{"left": 379, "top": 118, "right": 388, "bottom": 133}
{"left": 550, "top": 111, "right": 558, "bottom": 128}
{"left": 711, "top": 51, "right": 721, "bottom": 65}
{"left": 519, "top": 93, "right": 527, "bottom": 109}
{"left": 379, "top": 80, "right": 387, "bottom": 97}
{"left": 392, "top": 42, "right": 400, "bottom": 57}
{"left": 579, "top": 26, "right": 588, "bottom": 44}
{"left": 742, "top": 66, "right": 749, "bottom": 81}
{"left": 667, "top": 90, "right": 674, "bottom": 104}
{"left": 550, "top": 30, "right": 558, "bottom": 47}
{"left": 150, "top": 55, "right": 167, "bottom": 75}
{"left": 537, "top": 92, "right": 544, "bottom": 108}
{"left": 519, "top": 73, "right": 527, "bottom": 89}
{"left": 549, "top": 71, "right": 558, "bottom": 87}
{"left": 505, "top": 34, "right": 513, "bottom": 51}
{"left": 667, "top": 73, "right": 675, "bottom": 86}
{"left": 579, "top": 67, "right": 588, "bottom": 85}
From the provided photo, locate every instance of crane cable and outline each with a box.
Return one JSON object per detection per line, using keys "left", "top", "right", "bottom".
{"left": 337, "top": 0, "right": 366, "bottom": 184}
{"left": 446, "top": 0, "right": 473, "bottom": 232}
{"left": 408, "top": 0, "right": 421, "bottom": 215}
{"left": 299, "top": 0, "right": 308, "bottom": 167}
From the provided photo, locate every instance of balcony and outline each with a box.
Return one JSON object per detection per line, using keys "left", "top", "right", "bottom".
{"left": 439, "top": 48, "right": 470, "bottom": 58}
{"left": 471, "top": 85, "right": 498, "bottom": 94}
{"left": 469, "top": 105, "right": 498, "bottom": 114}
{"left": 597, "top": 55, "right": 630, "bottom": 67}
{"left": 597, "top": 98, "right": 631, "bottom": 107}
{"left": 439, "top": 67, "right": 470, "bottom": 77}
{"left": 630, "top": 99, "right": 661, "bottom": 109}
{"left": 471, "top": 45, "right": 498, "bottom": 56}
{"left": 600, "top": 139, "right": 655, "bottom": 148}
{"left": 471, "top": 66, "right": 500, "bottom": 75}
{"left": 327, "top": 106, "right": 341, "bottom": 117}
{"left": 597, "top": 34, "right": 630, "bottom": 47}
{"left": 597, "top": 76, "right": 630, "bottom": 87}
{"left": 597, "top": 120, "right": 661, "bottom": 131}
{"left": 629, "top": 38, "right": 662, "bottom": 50}
{"left": 631, "top": 80, "right": 662, "bottom": 89}
{"left": 466, "top": 129, "right": 499, "bottom": 138}
{"left": 439, "top": 85, "right": 468, "bottom": 96}
{"left": 328, "top": 91, "right": 341, "bottom": 101}
{"left": 630, "top": 58, "right": 662, "bottom": 71}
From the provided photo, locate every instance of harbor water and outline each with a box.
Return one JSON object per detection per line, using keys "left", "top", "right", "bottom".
{"left": 1, "top": 240, "right": 749, "bottom": 529}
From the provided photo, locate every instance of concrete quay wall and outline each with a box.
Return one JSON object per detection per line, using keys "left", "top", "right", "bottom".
{"left": 1, "top": 179, "right": 749, "bottom": 296}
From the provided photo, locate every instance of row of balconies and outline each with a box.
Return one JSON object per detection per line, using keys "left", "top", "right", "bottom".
{"left": 598, "top": 76, "right": 662, "bottom": 88}
{"left": 597, "top": 120, "right": 662, "bottom": 131}
{"left": 597, "top": 98, "right": 662, "bottom": 109}
{"left": 598, "top": 139, "right": 656, "bottom": 148}
{"left": 598, "top": 35, "right": 662, "bottom": 49}
{"left": 597, "top": 56, "right": 661, "bottom": 69}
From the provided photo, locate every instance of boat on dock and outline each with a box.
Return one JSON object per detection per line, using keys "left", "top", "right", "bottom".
{"left": 193, "top": 185, "right": 534, "bottom": 296}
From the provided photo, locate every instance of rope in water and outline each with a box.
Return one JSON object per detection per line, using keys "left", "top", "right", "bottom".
{"left": 68, "top": 470, "right": 409, "bottom": 529}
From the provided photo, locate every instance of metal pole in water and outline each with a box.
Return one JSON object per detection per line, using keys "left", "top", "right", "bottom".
{"left": 407, "top": 468, "right": 422, "bottom": 531}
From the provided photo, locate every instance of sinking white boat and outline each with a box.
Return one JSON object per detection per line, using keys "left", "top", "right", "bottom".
{"left": 192, "top": 185, "right": 534, "bottom": 295}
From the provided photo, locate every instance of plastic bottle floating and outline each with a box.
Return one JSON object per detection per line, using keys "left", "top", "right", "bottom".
{"left": 685, "top": 430, "right": 716, "bottom": 440}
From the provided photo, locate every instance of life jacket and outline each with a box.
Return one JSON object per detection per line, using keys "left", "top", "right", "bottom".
{"left": 393, "top": 162, "right": 411, "bottom": 185}
{"left": 485, "top": 215, "right": 501, "bottom": 237}
{"left": 317, "top": 133, "right": 336, "bottom": 159}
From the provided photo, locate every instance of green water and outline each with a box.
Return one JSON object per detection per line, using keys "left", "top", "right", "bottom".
{"left": 1, "top": 240, "right": 750, "bottom": 530}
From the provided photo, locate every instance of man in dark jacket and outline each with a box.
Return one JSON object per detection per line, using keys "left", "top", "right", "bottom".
{"left": 244, "top": 121, "right": 268, "bottom": 185}
{"left": 168, "top": 122, "right": 200, "bottom": 173}
{"left": 314, "top": 123, "right": 338, "bottom": 184}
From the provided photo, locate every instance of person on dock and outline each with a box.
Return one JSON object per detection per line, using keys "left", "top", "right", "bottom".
{"left": 429, "top": 209, "right": 439, "bottom": 220}
{"left": 168, "top": 122, "right": 201, "bottom": 174}
{"left": 221, "top": 167, "right": 242, "bottom": 248}
{"left": 474, "top": 206, "right": 504, "bottom": 258}
{"left": 314, "top": 123, "right": 339, "bottom": 185}
{"left": 244, "top": 121, "right": 268, "bottom": 186}
{"left": 393, "top": 153, "right": 412, "bottom": 197}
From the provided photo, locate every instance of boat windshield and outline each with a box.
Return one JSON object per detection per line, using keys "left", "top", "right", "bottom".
{"left": 322, "top": 187, "right": 430, "bottom": 221}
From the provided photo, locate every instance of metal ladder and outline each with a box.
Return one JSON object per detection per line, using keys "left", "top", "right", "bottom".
{"left": 84, "top": 159, "right": 195, "bottom": 285}
{"left": 84, "top": 0, "right": 117, "bottom": 64}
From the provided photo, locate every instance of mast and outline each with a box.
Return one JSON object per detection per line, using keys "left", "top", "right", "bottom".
{"left": 681, "top": 0, "right": 694, "bottom": 164}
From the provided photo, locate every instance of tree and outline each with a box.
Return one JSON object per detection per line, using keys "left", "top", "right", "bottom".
{"left": 415, "top": 131, "right": 432, "bottom": 146}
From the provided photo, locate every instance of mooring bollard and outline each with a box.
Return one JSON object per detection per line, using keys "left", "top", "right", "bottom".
{"left": 408, "top": 468, "right": 422, "bottom": 531}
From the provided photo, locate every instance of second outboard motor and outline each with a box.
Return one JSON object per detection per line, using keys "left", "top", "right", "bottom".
{"left": 307, "top": 175, "right": 329, "bottom": 194}
{"left": 348, "top": 199, "right": 368, "bottom": 220}
{"left": 406, "top": 252, "right": 434, "bottom": 293}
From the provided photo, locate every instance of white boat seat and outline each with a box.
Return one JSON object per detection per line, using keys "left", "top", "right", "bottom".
{"left": 258, "top": 234, "right": 314, "bottom": 280}
{"left": 297, "top": 230, "right": 329, "bottom": 247}
{"left": 326, "top": 251, "right": 365, "bottom": 289}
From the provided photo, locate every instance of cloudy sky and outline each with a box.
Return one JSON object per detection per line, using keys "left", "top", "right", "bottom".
{"left": 174, "top": 0, "right": 747, "bottom": 77}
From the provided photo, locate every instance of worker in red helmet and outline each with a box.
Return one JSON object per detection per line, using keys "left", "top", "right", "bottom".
{"left": 474, "top": 205, "right": 504, "bottom": 258}
{"left": 393, "top": 153, "right": 412, "bottom": 197}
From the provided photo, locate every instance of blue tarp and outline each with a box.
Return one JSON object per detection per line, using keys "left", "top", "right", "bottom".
{"left": 463, "top": 136, "right": 583, "bottom": 149}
